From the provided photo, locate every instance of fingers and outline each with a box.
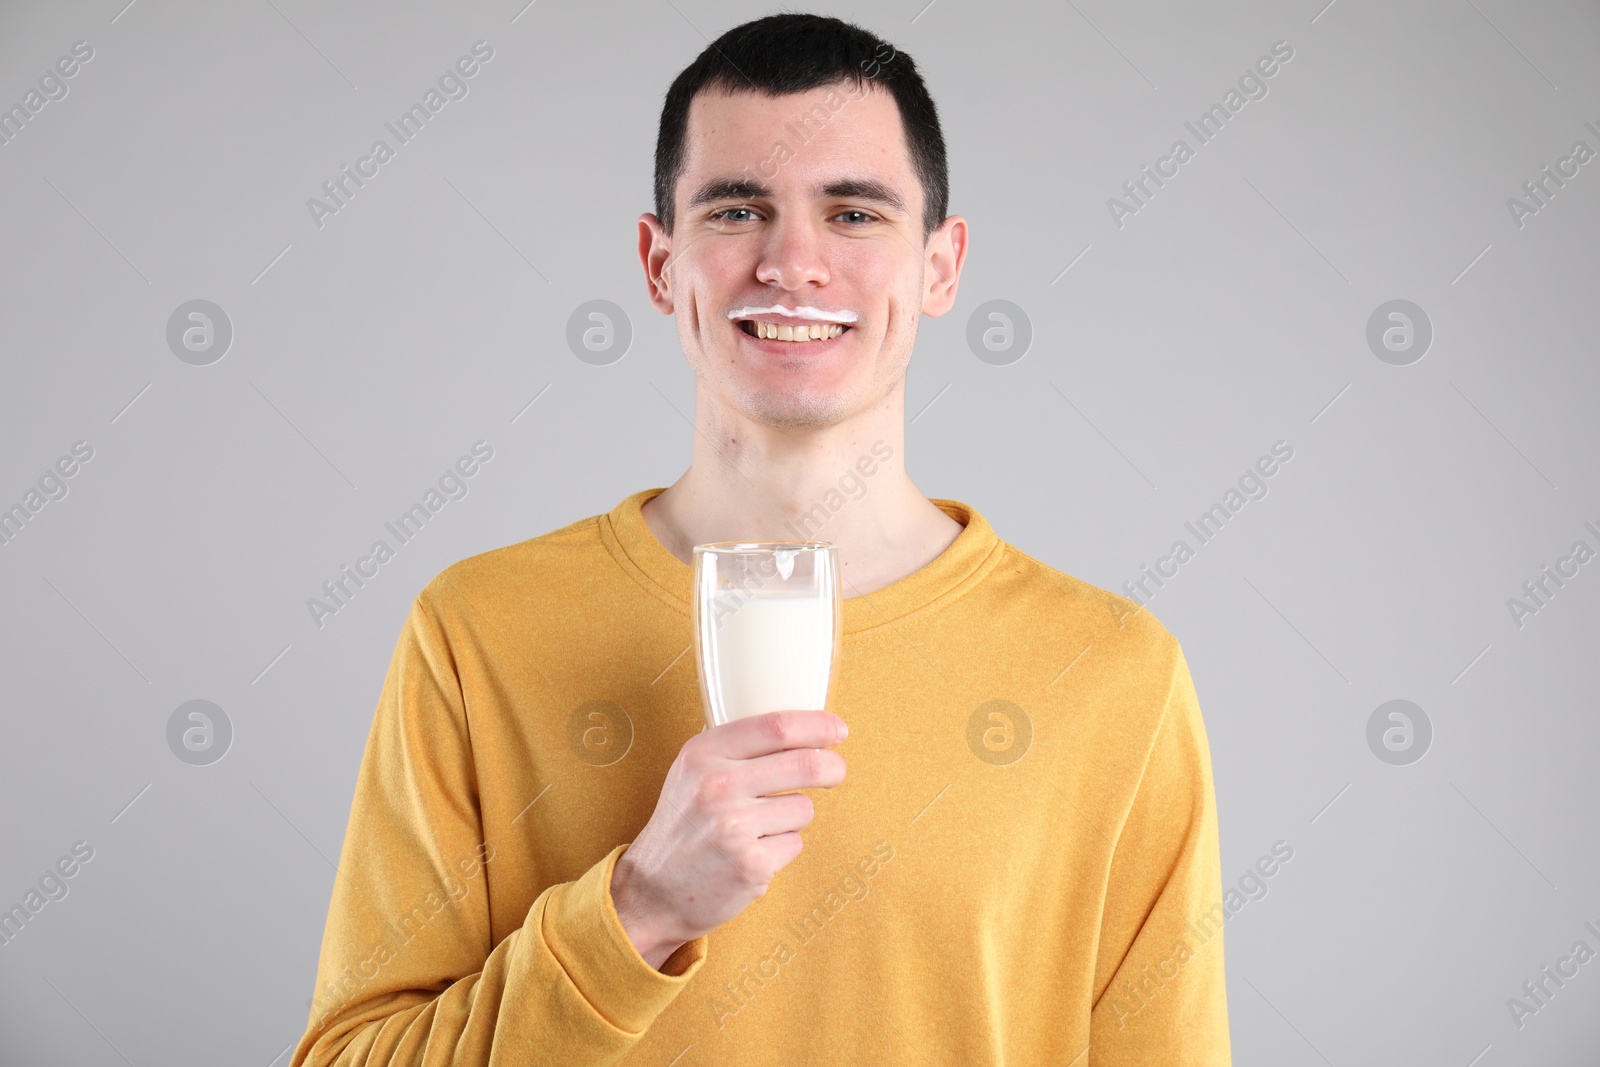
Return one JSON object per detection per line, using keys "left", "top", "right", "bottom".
{"left": 748, "top": 830, "right": 806, "bottom": 889}
{"left": 692, "top": 746, "right": 844, "bottom": 811}
{"left": 703, "top": 710, "right": 848, "bottom": 761}
{"left": 741, "top": 791, "right": 816, "bottom": 840}
{"left": 747, "top": 745, "right": 847, "bottom": 797}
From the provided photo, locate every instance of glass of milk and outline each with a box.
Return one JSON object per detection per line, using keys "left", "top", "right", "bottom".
{"left": 690, "top": 541, "right": 842, "bottom": 729}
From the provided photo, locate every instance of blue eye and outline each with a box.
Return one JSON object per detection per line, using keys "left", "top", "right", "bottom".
{"left": 712, "top": 207, "right": 760, "bottom": 223}
{"left": 836, "top": 210, "right": 877, "bottom": 225}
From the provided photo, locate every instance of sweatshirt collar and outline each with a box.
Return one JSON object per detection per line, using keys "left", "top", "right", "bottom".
{"left": 600, "top": 487, "right": 1004, "bottom": 640}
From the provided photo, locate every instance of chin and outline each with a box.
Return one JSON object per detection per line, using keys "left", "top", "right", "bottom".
{"left": 736, "top": 389, "right": 855, "bottom": 430}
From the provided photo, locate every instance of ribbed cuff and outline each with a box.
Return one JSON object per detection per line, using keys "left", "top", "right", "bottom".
{"left": 543, "top": 843, "right": 710, "bottom": 1036}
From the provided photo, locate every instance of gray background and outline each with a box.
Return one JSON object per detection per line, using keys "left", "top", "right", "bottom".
{"left": 1, "top": 0, "right": 1596, "bottom": 1063}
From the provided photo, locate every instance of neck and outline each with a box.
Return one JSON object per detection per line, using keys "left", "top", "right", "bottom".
{"left": 641, "top": 383, "right": 963, "bottom": 598}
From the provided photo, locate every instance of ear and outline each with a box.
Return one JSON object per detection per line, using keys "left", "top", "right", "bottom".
{"left": 920, "top": 215, "right": 968, "bottom": 318}
{"left": 638, "top": 213, "right": 674, "bottom": 315}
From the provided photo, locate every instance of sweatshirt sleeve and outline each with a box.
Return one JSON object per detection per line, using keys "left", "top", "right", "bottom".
{"left": 1088, "top": 637, "right": 1232, "bottom": 1064}
{"left": 289, "top": 591, "right": 709, "bottom": 1067}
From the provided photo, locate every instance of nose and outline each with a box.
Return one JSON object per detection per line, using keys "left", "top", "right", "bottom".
{"left": 754, "top": 212, "right": 829, "bottom": 291}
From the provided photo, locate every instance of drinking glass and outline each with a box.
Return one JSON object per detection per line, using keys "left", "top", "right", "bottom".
{"left": 691, "top": 541, "right": 842, "bottom": 729}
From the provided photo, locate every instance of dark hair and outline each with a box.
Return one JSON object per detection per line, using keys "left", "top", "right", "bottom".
{"left": 653, "top": 13, "right": 948, "bottom": 238}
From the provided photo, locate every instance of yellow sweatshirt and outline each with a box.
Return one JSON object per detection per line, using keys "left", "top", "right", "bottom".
{"left": 291, "top": 487, "right": 1231, "bottom": 1066}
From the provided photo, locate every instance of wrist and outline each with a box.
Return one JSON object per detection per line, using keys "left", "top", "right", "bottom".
{"left": 610, "top": 855, "right": 685, "bottom": 971}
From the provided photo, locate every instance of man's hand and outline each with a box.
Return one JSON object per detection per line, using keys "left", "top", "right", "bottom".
{"left": 609, "top": 710, "right": 848, "bottom": 970}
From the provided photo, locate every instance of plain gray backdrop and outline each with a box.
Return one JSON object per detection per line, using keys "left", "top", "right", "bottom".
{"left": 1, "top": 0, "right": 1597, "bottom": 1063}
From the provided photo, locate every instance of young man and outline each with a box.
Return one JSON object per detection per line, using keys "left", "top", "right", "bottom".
{"left": 293, "top": 14, "right": 1230, "bottom": 1066}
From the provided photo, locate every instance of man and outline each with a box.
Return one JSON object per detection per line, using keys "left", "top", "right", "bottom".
{"left": 292, "top": 13, "right": 1230, "bottom": 1066}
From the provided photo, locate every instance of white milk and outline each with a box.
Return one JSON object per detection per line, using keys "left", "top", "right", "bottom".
{"left": 709, "top": 594, "right": 834, "bottom": 720}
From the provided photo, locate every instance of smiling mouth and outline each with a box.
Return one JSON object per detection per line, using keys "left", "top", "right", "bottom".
{"left": 736, "top": 320, "right": 851, "bottom": 342}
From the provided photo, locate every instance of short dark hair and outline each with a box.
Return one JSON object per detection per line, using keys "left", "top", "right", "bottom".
{"left": 653, "top": 13, "right": 949, "bottom": 239}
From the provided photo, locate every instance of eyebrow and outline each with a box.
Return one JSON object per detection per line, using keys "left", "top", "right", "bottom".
{"left": 685, "top": 176, "right": 908, "bottom": 215}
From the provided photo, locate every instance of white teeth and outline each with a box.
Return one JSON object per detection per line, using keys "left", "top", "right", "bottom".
{"left": 748, "top": 321, "right": 845, "bottom": 342}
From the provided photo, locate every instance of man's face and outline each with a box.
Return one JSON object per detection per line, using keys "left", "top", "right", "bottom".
{"left": 640, "top": 82, "right": 965, "bottom": 431}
